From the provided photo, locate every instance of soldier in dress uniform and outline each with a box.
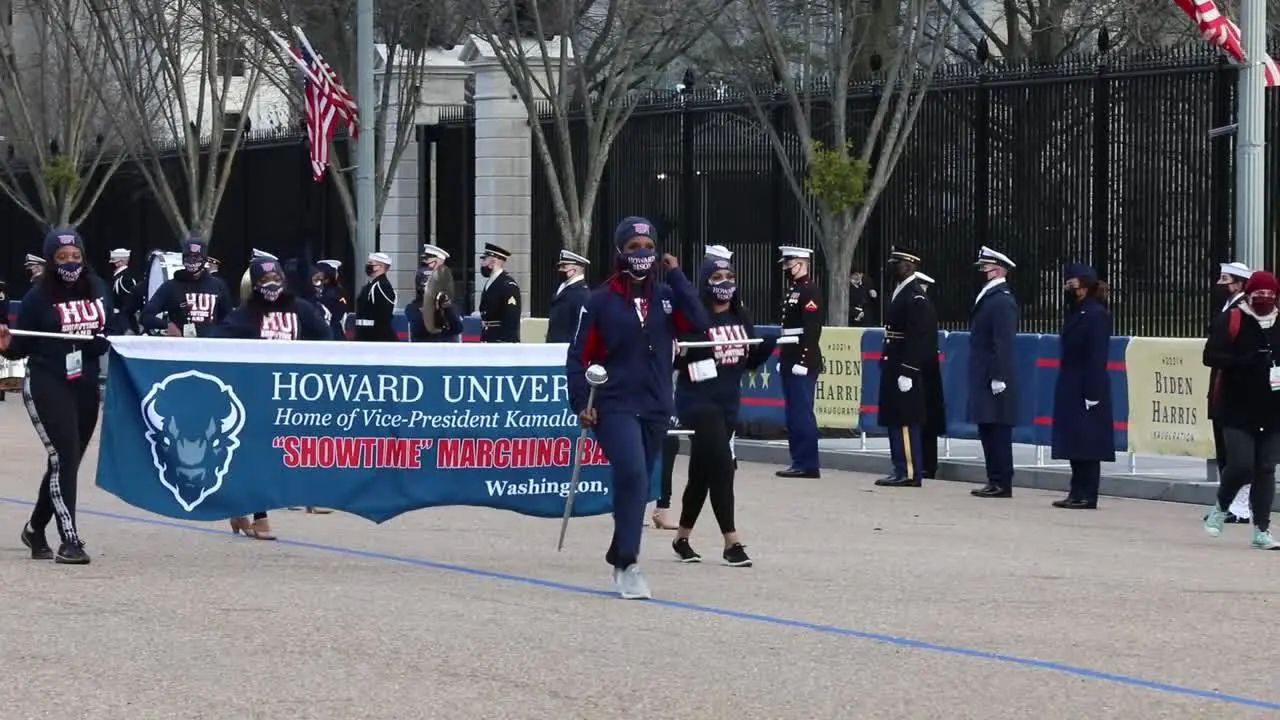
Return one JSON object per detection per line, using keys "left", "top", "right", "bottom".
{"left": 479, "top": 242, "right": 521, "bottom": 343}
{"left": 108, "top": 248, "right": 141, "bottom": 334}
{"left": 1209, "top": 261, "right": 1254, "bottom": 523}
{"left": 915, "top": 272, "right": 945, "bottom": 479}
{"left": 967, "top": 246, "right": 1019, "bottom": 499}
{"left": 546, "top": 249, "right": 590, "bottom": 343}
{"left": 875, "top": 247, "right": 939, "bottom": 488}
{"left": 24, "top": 254, "right": 44, "bottom": 282}
{"left": 775, "top": 245, "right": 824, "bottom": 479}
{"left": 353, "top": 251, "right": 398, "bottom": 342}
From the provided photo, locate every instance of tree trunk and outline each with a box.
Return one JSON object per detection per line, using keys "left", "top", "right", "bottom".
{"left": 823, "top": 210, "right": 856, "bottom": 327}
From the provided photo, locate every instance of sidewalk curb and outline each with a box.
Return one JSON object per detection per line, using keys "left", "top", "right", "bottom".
{"left": 728, "top": 440, "right": 1235, "bottom": 508}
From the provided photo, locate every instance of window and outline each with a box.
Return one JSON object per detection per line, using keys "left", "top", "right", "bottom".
{"left": 216, "top": 39, "right": 245, "bottom": 77}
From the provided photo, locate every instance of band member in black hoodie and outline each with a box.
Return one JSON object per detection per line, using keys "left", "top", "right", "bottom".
{"left": 671, "top": 253, "right": 776, "bottom": 567}
{"left": 0, "top": 227, "right": 115, "bottom": 565}
{"left": 310, "top": 259, "right": 349, "bottom": 339}
{"left": 141, "top": 236, "right": 232, "bottom": 337}
{"left": 1201, "top": 270, "right": 1280, "bottom": 550}
{"left": 212, "top": 257, "right": 332, "bottom": 538}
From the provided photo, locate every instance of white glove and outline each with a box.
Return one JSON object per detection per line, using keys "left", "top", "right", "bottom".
{"left": 868, "top": 289, "right": 877, "bottom": 298}
{"left": 1085, "top": 399, "right": 1099, "bottom": 410}
{"left": 791, "top": 365, "right": 808, "bottom": 376}
{"left": 991, "top": 380, "right": 1006, "bottom": 395}
{"left": 897, "top": 375, "right": 912, "bottom": 392}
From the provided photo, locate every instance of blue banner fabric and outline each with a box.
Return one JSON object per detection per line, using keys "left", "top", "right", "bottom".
{"left": 96, "top": 337, "right": 643, "bottom": 523}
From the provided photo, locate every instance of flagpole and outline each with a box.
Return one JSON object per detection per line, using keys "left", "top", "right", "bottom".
{"left": 1236, "top": 0, "right": 1266, "bottom": 269}
{"left": 355, "top": 0, "right": 377, "bottom": 264}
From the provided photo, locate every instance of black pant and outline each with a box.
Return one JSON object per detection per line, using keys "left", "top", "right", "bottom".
{"left": 978, "top": 423, "right": 1015, "bottom": 490}
{"left": 23, "top": 372, "right": 100, "bottom": 544}
{"left": 1218, "top": 427, "right": 1279, "bottom": 531}
{"left": 1212, "top": 418, "right": 1228, "bottom": 474}
{"left": 1069, "top": 460, "right": 1101, "bottom": 502}
{"left": 657, "top": 434, "right": 679, "bottom": 509}
{"left": 679, "top": 409, "right": 736, "bottom": 534}
{"left": 923, "top": 430, "right": 938, "bottom": 476}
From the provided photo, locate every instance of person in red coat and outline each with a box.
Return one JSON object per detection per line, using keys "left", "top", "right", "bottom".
{"left": 1050, "top": 263, "right": 1114, "bottom": 509}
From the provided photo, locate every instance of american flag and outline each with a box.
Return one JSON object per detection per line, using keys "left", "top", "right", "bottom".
{"left": 1173, "top": 0, "right": 1280, "bottom": 86}
{"left": 292, "top": 45, "right": 359, "bottom": 181}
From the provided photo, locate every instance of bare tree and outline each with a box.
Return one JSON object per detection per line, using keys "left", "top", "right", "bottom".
{"left": 465, "top": 0, "right": 730, "bottom": 254}
{"left": 55, "top": 0, "right": 269, "bottom": 244}
{"left": 0, "top": 0, "right": 128, "bottom": 226}
{"left": 715, "top": 0, "right": 956, "bottom": 324}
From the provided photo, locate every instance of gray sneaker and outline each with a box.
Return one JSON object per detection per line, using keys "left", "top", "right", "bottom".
{"left": 615, "top": 564, "right": 652, "bottom": 599}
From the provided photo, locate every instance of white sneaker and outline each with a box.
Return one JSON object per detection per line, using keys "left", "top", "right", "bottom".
{"left": 1251, "top": 527, "right": 1280, "bottom": 550}
{"left": 615, "top": 564, "right": 652, "bottom": 599}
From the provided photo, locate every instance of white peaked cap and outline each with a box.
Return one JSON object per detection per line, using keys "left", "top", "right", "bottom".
{"left": 368, "top": 252, "right": 392, "bottom": 266}
{"left": 422, "top": 244, "right": 450, "bottom": 261}
{"left": 318, "top": 259, "right": 342, "bottom": 269}
{"left": 1220, "top": 261, "right": 1253, "bottom": 280}
{"left": 558, "top": 249, "right": 589, "bottom": 265}
{"left": 109, "top": 248, "right": 130, "bottom": 261}
{"left": 252, "top": 248, "right": 278, "bottom": 261}
{"left": 705, "top": 244, "right": 733, "bottom": 260}
{"left": 975, "top": 245, "right": 1016, "bottom": 268}
{"left": 916, "top": 272, "right": 936, "bottom": 285}
{"left": 778, "top": 245, "right": 813, "bottom": 260}
{"left": 25, "top": 253, "right": 44, "bottom": 265}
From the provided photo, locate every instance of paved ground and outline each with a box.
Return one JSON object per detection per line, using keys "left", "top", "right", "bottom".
{"left": 0, "top": 401, "right": 1278, "bottom": 719}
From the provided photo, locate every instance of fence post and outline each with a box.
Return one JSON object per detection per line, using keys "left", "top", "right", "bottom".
{"left": 1091, "top": 30, "right": 1112, "bottom": 278}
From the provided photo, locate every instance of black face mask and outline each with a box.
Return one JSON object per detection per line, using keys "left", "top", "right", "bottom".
{"left": 1213, "top": 285, "right": 1236, "bottom": 304}
{"left": 480, "top": 266, "right": 493, "bottom": 278}
{"left": 365, "top": 265, "right": 375, "bottom": 277}
{"left": 1064, "top": 289, "right": 1079, "bottom": 306}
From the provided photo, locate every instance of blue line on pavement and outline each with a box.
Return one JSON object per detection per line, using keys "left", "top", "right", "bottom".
{"left": 2, "top": 496, "right": 1276, "bottom": 711}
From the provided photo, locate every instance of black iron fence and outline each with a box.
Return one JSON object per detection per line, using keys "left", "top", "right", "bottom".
{"left": 1, "top": 128, "right": 353, "bottom": 298}
{"left": 434, "top": 47, "right": 1280, "bottom": 338}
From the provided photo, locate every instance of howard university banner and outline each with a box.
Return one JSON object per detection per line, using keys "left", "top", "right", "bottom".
{"left": 97, "top": 337, "right": 638, "bottom": 522}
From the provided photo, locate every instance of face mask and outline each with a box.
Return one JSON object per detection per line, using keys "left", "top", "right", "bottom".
{"left": 709, "top": 280, "right": 736, "bottom": 302}
{"left": 622, "top": 248, "right": 656, "bottom": 279}
{"left": 56, "top": 262, "right": 82, "bottom": 283}
{"left": 182, "top": 255, "right": 204, "bottom": 273}
{"left": 365, "top": 264, "right": 375, "bottom": 277}
{"left": 480, "top": 265, "right": 493, "bottom": 278}
{"left": 256, "top": 281, "right": 284, "bottom": 302}
{"left": 1250, "top": 294, "right": 1277, "bottom": 314}
{"left": 1064, "top": 289, "right": 1078, "bottom": 305}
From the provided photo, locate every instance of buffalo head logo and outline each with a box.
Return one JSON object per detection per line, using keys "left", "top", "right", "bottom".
{"left": 140, "top": 370, "right": 246, "bottom": 511}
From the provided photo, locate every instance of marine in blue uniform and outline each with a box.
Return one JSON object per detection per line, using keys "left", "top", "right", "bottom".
{"left": 1050, "top": 263, "right": 1115, "bottom": 509}
{"left": 406, "top": 245, "right": 463, "bottom": 343}
{"left": 141, "top": 236, "right": 232, "bottom": 337}
{"left": 567, "top": 216, "right": 710, "bottom": 600}
{"left": 479, "top": 243, "right": 522, "bottom": 343}
{"left": 775, "top": 245, "right": 824, "bottom": 479}
{"left": 875, "top": 247, "right": 938, "bottom": 488}
{"left": 310, "top": 259, "right": 349, "bottom": 339}
{"left": 546, "top": 249, "right": 590, "bottom": 343}
{"left": 967, "top": 246, "right": 1020, "bottom": 499}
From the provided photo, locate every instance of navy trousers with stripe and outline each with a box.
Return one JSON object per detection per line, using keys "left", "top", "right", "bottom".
{"left": 24, "top": 372, "right": 99, "bottom": 543}
{"left": 887, "top": 425, "right": 924, "bottom": 482}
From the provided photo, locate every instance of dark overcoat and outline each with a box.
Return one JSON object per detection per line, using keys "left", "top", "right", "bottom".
{"left": 546, "top": 279, "right": 589, "bottom": 343}
{"left": 966, "top": 282, "right": 1019, "bottom": 425}
{"left": 877, "top": 277, "right": 938, "bottom": 427}
{"left": 1050, "top": 297, "right": 1116, "bottom": 462}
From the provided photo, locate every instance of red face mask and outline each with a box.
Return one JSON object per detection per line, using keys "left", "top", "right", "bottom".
{"left": 1250, "top": 292, "right": 1276, "bottom": 315}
